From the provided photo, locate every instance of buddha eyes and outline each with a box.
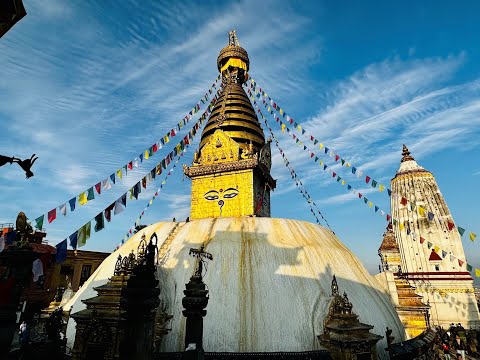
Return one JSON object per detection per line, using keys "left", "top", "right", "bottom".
{"left": 204, "top": 188, "right": 239, "bottom": 201}
{"left": 204, "top": 191, "right": 219, "bottom": 201}
{"left": 205, "top": 195, "right": 219, "bottom": 200}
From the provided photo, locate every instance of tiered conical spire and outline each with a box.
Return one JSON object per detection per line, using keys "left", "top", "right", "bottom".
{"left": 199, "top": 31, "right": 265, "bottom": 154}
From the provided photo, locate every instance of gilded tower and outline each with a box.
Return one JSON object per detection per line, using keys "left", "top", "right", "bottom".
{"left": 184, "top": 31, "right": 276, "bottom": 219}
{"left": 389, "top": 145, "right": 480, "bottom": 328}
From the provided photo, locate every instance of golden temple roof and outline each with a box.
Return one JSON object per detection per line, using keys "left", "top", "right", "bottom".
{"left": 379, "top": 223, "right": 399, "bottom": 252}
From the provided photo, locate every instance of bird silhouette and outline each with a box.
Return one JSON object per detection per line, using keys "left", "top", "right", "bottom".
{"left": 12, "top": 154, "right": 38, "bottom": 178}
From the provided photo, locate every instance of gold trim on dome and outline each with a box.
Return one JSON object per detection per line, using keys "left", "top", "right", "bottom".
{"left": 391, "top": 171, "right": 433, "bottom": 183}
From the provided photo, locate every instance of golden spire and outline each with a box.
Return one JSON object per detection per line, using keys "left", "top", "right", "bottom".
{"left": 400, "top": 144, "right": 415, "bottom": 163}
{"left": 199, "top": 31, "right": 265, "bottom": 154}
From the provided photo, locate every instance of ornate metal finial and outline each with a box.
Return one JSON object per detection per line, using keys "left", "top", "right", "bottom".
{"left": 189, "top": 244, "right": 213, "bottom": 278}
{"left": 401, "top": 144, "right": 415, "bottom": 163}
{"left": 343, "top": 291, "right": 353, "bottom": 314}
{"left": 331, "top": 275, "right": 339, "bottom": 296}
{"left": 228, "top": 30, "right": 239, "bottom": 46}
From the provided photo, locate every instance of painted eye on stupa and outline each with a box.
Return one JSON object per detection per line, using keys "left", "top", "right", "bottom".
{"left": 222, "top": 188, "right": 239, "bottom": 199}
{"left": 204, "top": 190, "right": 219, "bottom": 201}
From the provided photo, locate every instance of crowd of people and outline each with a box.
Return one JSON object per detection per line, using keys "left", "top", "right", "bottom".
{"left": 432, "top": 324, "right": 479, "bottom": 359}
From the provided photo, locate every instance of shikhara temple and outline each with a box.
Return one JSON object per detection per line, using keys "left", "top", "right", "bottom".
{"left": 1, "top": 31, "right": 479, "bottom": 360}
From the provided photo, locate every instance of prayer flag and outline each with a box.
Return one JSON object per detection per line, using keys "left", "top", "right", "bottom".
{"left": 140, "top": 153, "right": 144, "bottom": 162}
{"left": 35, "top": 215, "right": 44, "bottom": 229}
{"left": 476, "top": 269, "right": 480, "bottom": 278}
{"left": 400, "top": 197, "right": 408, "bottom": 206}
{"left": 467, "top": 264, "right": 473, "bottom": 272}
{"left": 144, "top": 149, "right": 149, "bottom": 160}
{"left": 79, "top": 192, "right": 87, "bottom": 205}
{"left": 121, "top": 193, "right": 127, "bottom": 207}
{"left": 69, "top": 197, "right": 76, "bottom": 211}
{"left": 142, "top": 177, "right": 147, "bottom": 189}
{"left": 128, "top": 161, "right": 133, "bottom": 170}
{"left": 447, "top": 220, "right": 455, "bottom": 231}
{"left": 105, "top": 203, "right": 114, "bottom": 222}
{"left": 365, "top": 176, "right": 370, "bottom": 184}
{"left": 87, "top": 187, "right": 95, "bottom": 201}
{"left": 434, "top": 245, "right": 440, "bottom": 253}
{"left": 134, "top": 159, "right": 139, "bottom": 168}
{"left": 94, "top": 212, "right": 105, "bottom": 232}
{"left": 427, "top": 241, "right": 432, "bottom": 249}
{"left": 60, "top": 203, "right": 67, "bottom": 216}
{"left": 102, "top": 179, "right": 111, "bottom": 190}
{"left": 55, "top": 240, "right": 67, "bottom": 263}
{"left": 418, "top": 207, "right": 425, "bottom": 217}
{"left": 442, "top": 250, "right": 447, "bottom": 258}
{"left": 78, "top": 222, "right": 91, "bottom": 248}
{"left": 69, "top": 231, "right": 78, "bottom": 249}
{"left": 420, "top": 236, "right": 425, "bottom": 244}
{"left": 450, "top": 255, "right": 455, "bottom": 262}
{"left": 358, "top": 193, "right": 363, "bottom": 199}
{"left": 386, "top": 214, "right": 391, "bottom": 222}
{"left": 335, "top": 155, "right": 340, "bottom": 162}
{"left": 379, "top": 184, "right": 385, "bottom": 192}
{"left": 387, "top": 189, "right": 392, "bottom": 196}
{"left": 110, "top": 173, "right": 116, "bottom": 184}
{"left": 458, "top": 259, "right": 464, "bottom": 267}
{"left": 375, "top": 206, "right": 379, "bottom": 212}
{"left": 347, "top": 184, "right": 352, "bottom": 190}
{"left": 319, "top": 143, "right": 324, "bottom": 149}
{"left": 399, "top": 223, "right": 405, "bottom": 230}
{"left": 352, "top": 167, "right": 357, "bottom": 174}
{"left": 364, "top": 197, "right": 368, "bottom": 204}
{"left": 368, "top": 201, "right": 373, "bottom": 208}
{"left": 114, "top": 200, "right": 124, "bottom": 215}
{"left": 341, "top": 159, "right": 345, "bottom": 165}
{"left": 427, "top": 212, "right": 434, "bottom": 221}
{"left": 341, "top": 180, "right": 346, "bottom": 185}
{"left": 457, "top": 227, "right": 465, "bottom": 236}
{"left": 470, "top": 232, "right": 477, "bottom": 241}
{"left": 117, "top": 169, "right": 123, "bottom": 180}
{"left": 371, "top": 180, "right": 377, "bottom": 188}
{"left": 95, "top": 182, "right": 101, "bottom": 194}
{"left": 47, "top": 208, "right": 56, "bottom": 223}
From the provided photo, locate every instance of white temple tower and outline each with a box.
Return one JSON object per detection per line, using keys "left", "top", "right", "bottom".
{"left": 390, "top": 145, "right": 480, "bottom": 328}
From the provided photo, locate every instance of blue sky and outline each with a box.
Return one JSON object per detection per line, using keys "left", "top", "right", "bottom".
{"left": 1, "top": 0, "right": 479, "bottom": 275}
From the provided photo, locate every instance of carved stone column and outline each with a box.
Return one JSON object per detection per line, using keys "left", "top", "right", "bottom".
{"left": 182, "top": 245, "right": 212, "bottom": 359}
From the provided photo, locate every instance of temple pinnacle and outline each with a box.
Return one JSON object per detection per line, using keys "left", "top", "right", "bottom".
{"left": 400, "top": 144, "right": 414, "bottom": 163}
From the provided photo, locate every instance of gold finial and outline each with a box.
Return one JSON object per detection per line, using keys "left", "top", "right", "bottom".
{"left": 228, "top": 30, "right": 240, "bottom": 46}
{"left": 401, "top": 144, "right": 414, "bottom": 163}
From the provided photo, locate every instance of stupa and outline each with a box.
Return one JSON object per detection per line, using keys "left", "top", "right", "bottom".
{"left": 377, "top": 145, "right": 480, "bottom": 329}
{"left": 64, "top": 31, "right": 406, "bottom": 358}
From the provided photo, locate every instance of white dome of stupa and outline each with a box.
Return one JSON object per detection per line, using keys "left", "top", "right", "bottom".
{"left": 65, "top": 217, "right": 405, "bottom": 358}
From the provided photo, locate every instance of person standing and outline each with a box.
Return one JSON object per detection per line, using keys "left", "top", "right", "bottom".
{"left": 19, "top": 320, "right": 29, "bottom": 346}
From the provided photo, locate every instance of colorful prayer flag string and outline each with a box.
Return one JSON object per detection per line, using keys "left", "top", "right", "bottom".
{"left": 65, "top": 90, "right": 219, "bottom": 250}
{"left": 246, "top": 86, "right": 334, "bottom": 232}
{"left": 248, "top": 78, "right": 477, "bottom": 243}
{"left": 30, "top": 77, "right": 221, "bottom": 230}
{"left": 247, "top": 84, "right": 480, "bottom": 277}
